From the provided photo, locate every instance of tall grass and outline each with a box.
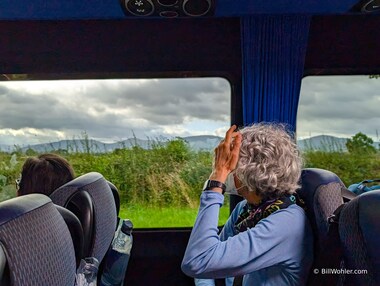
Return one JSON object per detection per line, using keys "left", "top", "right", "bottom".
{"left": 67, "top": 139, "right": 214, "bottom": 207}
{"left": 0, "top": 138, "right": 215, "bottom": 208}
{"left": 1, "top": 136, "right": 379, "bottom": 226}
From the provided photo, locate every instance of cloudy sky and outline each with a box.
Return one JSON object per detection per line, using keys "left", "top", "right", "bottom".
{"left": 0, "top": 78, "right": 231, "bottom": 146}
{"left": 0, "top": 75, "right": 379, "bottom": 146}
{"left": 297, "top": 75, "right": 380, "bottom": 140}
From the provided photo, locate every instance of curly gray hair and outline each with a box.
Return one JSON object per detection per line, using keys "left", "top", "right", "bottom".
{"left": 234, "top": 123, "right": 302, "bottom": 200}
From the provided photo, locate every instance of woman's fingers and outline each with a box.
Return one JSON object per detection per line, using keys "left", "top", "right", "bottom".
{"left": 224, "top": 125, "right": 237, "bottom": 145}
{"left": 210, "top": 126, "right": 241, "bottom": 182}
{"left": 229, "top": 132, "right": 242, "bottom": 168}
{"left": 217, "top": 126, "right": 241, "bottom": 169}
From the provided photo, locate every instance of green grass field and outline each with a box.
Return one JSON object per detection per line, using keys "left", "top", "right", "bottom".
{"left": 119, "top": 204, "right": 230, "bottom": 228}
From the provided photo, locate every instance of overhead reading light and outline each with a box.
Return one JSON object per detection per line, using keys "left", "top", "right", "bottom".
{"left": 121, "top": 0, "right": 215, "bottom": 18}
{"left": 361, "top": 0, "right": 380, "bottom": 12}
{"left": 183, "top": 0, "right": 213, "bottom": 16}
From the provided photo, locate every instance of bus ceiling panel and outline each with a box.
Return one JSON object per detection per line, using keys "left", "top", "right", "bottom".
{"left": 0, "top": 0, "right": 364, "bottom": 20}
{"left": 216, "top": 0, "right": 360, "bottom": 16}
{"left": 305, "top": 15, "right": 380, "bottom": 73}
{"left": 0, "top": 19, "right": 241, "bottom": 75}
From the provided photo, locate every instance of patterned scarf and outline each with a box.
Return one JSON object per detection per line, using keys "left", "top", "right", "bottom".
{"left": 234, "top": 193, "right": 305, "bottom": 233}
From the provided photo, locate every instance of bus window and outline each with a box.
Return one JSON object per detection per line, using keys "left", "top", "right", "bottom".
{"left": 297, "top": 75, "right": 380, "bottom": 186}
{"left": 0, "top": 77, "right": 231, "bottom": 228}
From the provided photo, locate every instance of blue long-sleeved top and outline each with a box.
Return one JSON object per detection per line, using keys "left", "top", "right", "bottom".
{"left": 181, "top": 191, "right": 313, "bottom": 286}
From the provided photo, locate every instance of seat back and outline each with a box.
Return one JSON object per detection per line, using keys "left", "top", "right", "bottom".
{"left": 50, "top": 172, "right": 117, "bottom": 263}
{"left": 0, "top": 194, "right": 76, "bottom": 286}
{"left": 107, "top": 180, "right": 120, "bottom": 217}
{"left": 339, "top": 190, "right": 380, "bottom": 285}
{"left": 0, "top": 239, "right": 9, "bottom": 285}
{"left": 298, "top": 168, "right": 346, "bottom": 285}
{"left": 55, "top": 205, "right": 84, "bottom": 268}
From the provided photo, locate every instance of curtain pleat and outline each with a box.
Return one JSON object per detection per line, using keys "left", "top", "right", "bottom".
{"left": 241, "top": 15, "right": 311, "bottom": 131}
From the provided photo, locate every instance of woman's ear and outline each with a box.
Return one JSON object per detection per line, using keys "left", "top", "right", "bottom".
{"left": 233, "top": 173, "right": 243, "bottom": 189}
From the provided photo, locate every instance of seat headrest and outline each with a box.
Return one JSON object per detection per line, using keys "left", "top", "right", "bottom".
{"left": 0, "top": 194, "right": 76, "bottom": 286}
{"left": 0, "top": 193, "right": 52, "bottom": 226}
{"left": 298, "top": 168, "right": 344, "bottom": 244}
{"left": 299, "top": 168, "right": 343, "bottom": 198}
{"left": 50, "top": 172, "right": 117, "bottom": 263}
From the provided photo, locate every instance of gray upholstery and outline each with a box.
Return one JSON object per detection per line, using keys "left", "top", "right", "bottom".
{"left": 55, "top": 205, "right": 84, "bottom": 268}
{"left": 299, "top": 168, "right": 344, "bottom": 248}
{"left": 339, "top": 190, "right": 380, "bottom": 285}
{"left": 0, "top": 244, "right": 8, "bottom": 285}
{"left": 50, "top": 172, "right": 117, "bottom": 263}
{"left": 0, "top": 194, "right": 76, "bottom": 286}
{"left": 314, "top": 182, "right": 344, "bottom": 242}
{"left": 298, "top": 168, "right": 345, "bottom": 286}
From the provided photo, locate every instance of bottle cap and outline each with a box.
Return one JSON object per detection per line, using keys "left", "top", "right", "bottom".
{"left": 121, "top": 219, "right": 133, "bottom": 235}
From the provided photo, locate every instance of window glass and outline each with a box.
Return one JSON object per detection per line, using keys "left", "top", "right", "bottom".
{"left": 0, "top": 77, "right": 231, "bottom": 228}
{"left": 297, "top": 75, "right": 380, "bottom": 186}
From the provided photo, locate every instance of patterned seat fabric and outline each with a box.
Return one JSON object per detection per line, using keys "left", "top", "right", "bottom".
{"left": 339, "top": 190, "right": 380, "bottom": 286}
{"left": 0, "top": 194, "right": 76, "bottom": 286}
{"left": 298, "top": 168, "right": 345, "bottom": 286}
{"left": 50, "top": 172, "right": 117, "bottom": 263}
{"left": 107, "top": 180, "right": 120, "bottom": 217}
{"left": 55, "top": 205, "right": 85, "bottom": 268}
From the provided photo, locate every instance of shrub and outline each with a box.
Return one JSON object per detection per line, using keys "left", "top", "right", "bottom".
{"left": 303, "top": 150, "right": 380, "bottom": 186}
{"left": 346, "top": 132, "right": 376, "bottom": 155}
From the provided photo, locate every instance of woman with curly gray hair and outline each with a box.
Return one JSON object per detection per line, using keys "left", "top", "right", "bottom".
{"left": 182, "top": 123, "right": 313, "bottom": 286}
{"left": 235, "top": 123, "right": 302, "bottom": 199}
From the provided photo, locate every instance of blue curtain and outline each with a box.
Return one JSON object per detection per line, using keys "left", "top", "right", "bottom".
{"left": 241, "top": 15, "right": 311, "bottom": 131}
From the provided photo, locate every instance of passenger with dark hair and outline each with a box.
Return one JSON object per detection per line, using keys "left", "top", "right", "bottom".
{"left": 182, "top": 123, "right": 313, "bottom": 286}
{"left": 17, "top": 153, "right": 75, "bottom": 196}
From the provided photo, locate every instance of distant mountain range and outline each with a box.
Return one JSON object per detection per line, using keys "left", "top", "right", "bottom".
{"left": 0, "top": 135, "right": 379, "bottom": 153}
{"left": 0, "top": 135, "right": 224, "bottom": 153}
{"left": 297, "top": 135, "right": 349, "bottom": 152}
{"left": 297, "top": 135, "right": 380, "bottom": 151}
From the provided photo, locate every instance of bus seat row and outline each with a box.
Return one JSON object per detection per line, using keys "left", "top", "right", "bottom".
{"left": 1, "top": 169, "right": 379, "bottom": 285}
{"left": 0, "top": 172, "right": 119, "bottom": 286}
{"left": 299, "top": 168, "right": 380, "bottom": 286}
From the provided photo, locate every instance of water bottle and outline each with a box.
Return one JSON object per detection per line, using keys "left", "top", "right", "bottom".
{"left": 76, "top": 257, "right": 99, "bottom": 286}
{"left": 100, "top": 219, "right": 133, "bottom": 286}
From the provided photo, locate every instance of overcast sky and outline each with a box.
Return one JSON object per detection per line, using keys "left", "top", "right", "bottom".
{"left": 297, "top": 75, "right": 380, "bottom": 140}
{"left": 0, "top": 78, "right": 231, "bottom": 146}
{"left": 0, "top": 75, "right": 379, "bottom": 146}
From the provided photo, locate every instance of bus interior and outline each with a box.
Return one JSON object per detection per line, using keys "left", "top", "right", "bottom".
{"left": 0, "top": 0, "right": 380, "bottom": 285}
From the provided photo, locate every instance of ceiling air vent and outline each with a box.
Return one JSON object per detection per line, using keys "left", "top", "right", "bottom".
{"left": 121, "top": 0, "right": 215, "bottom": 18}
{"left": 361, "top": 0, "right": 380, "bottom": 12}
{"left": 351, "top": 0, "right": 380, "bottom": 12}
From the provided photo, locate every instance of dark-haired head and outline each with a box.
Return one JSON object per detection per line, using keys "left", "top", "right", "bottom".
{"left": 17, "top": 153, "right": 75, "bottom": 196}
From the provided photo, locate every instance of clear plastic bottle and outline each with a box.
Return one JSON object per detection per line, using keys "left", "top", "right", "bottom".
{"left": 100, "top": 219, "right": 133, "bottom": 286}
{"left": 76, "top": 257, "right": 99, "bottom": 286}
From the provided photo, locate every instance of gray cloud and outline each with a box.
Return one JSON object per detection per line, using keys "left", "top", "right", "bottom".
{"left": 297, "top": 75, "right": 380, "bottom": 138}
{"left": 0, "top": 78, "right": 230, "bottom": 143}
{"left": 85, "top": 78, "right": 229, "bottom": 123}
